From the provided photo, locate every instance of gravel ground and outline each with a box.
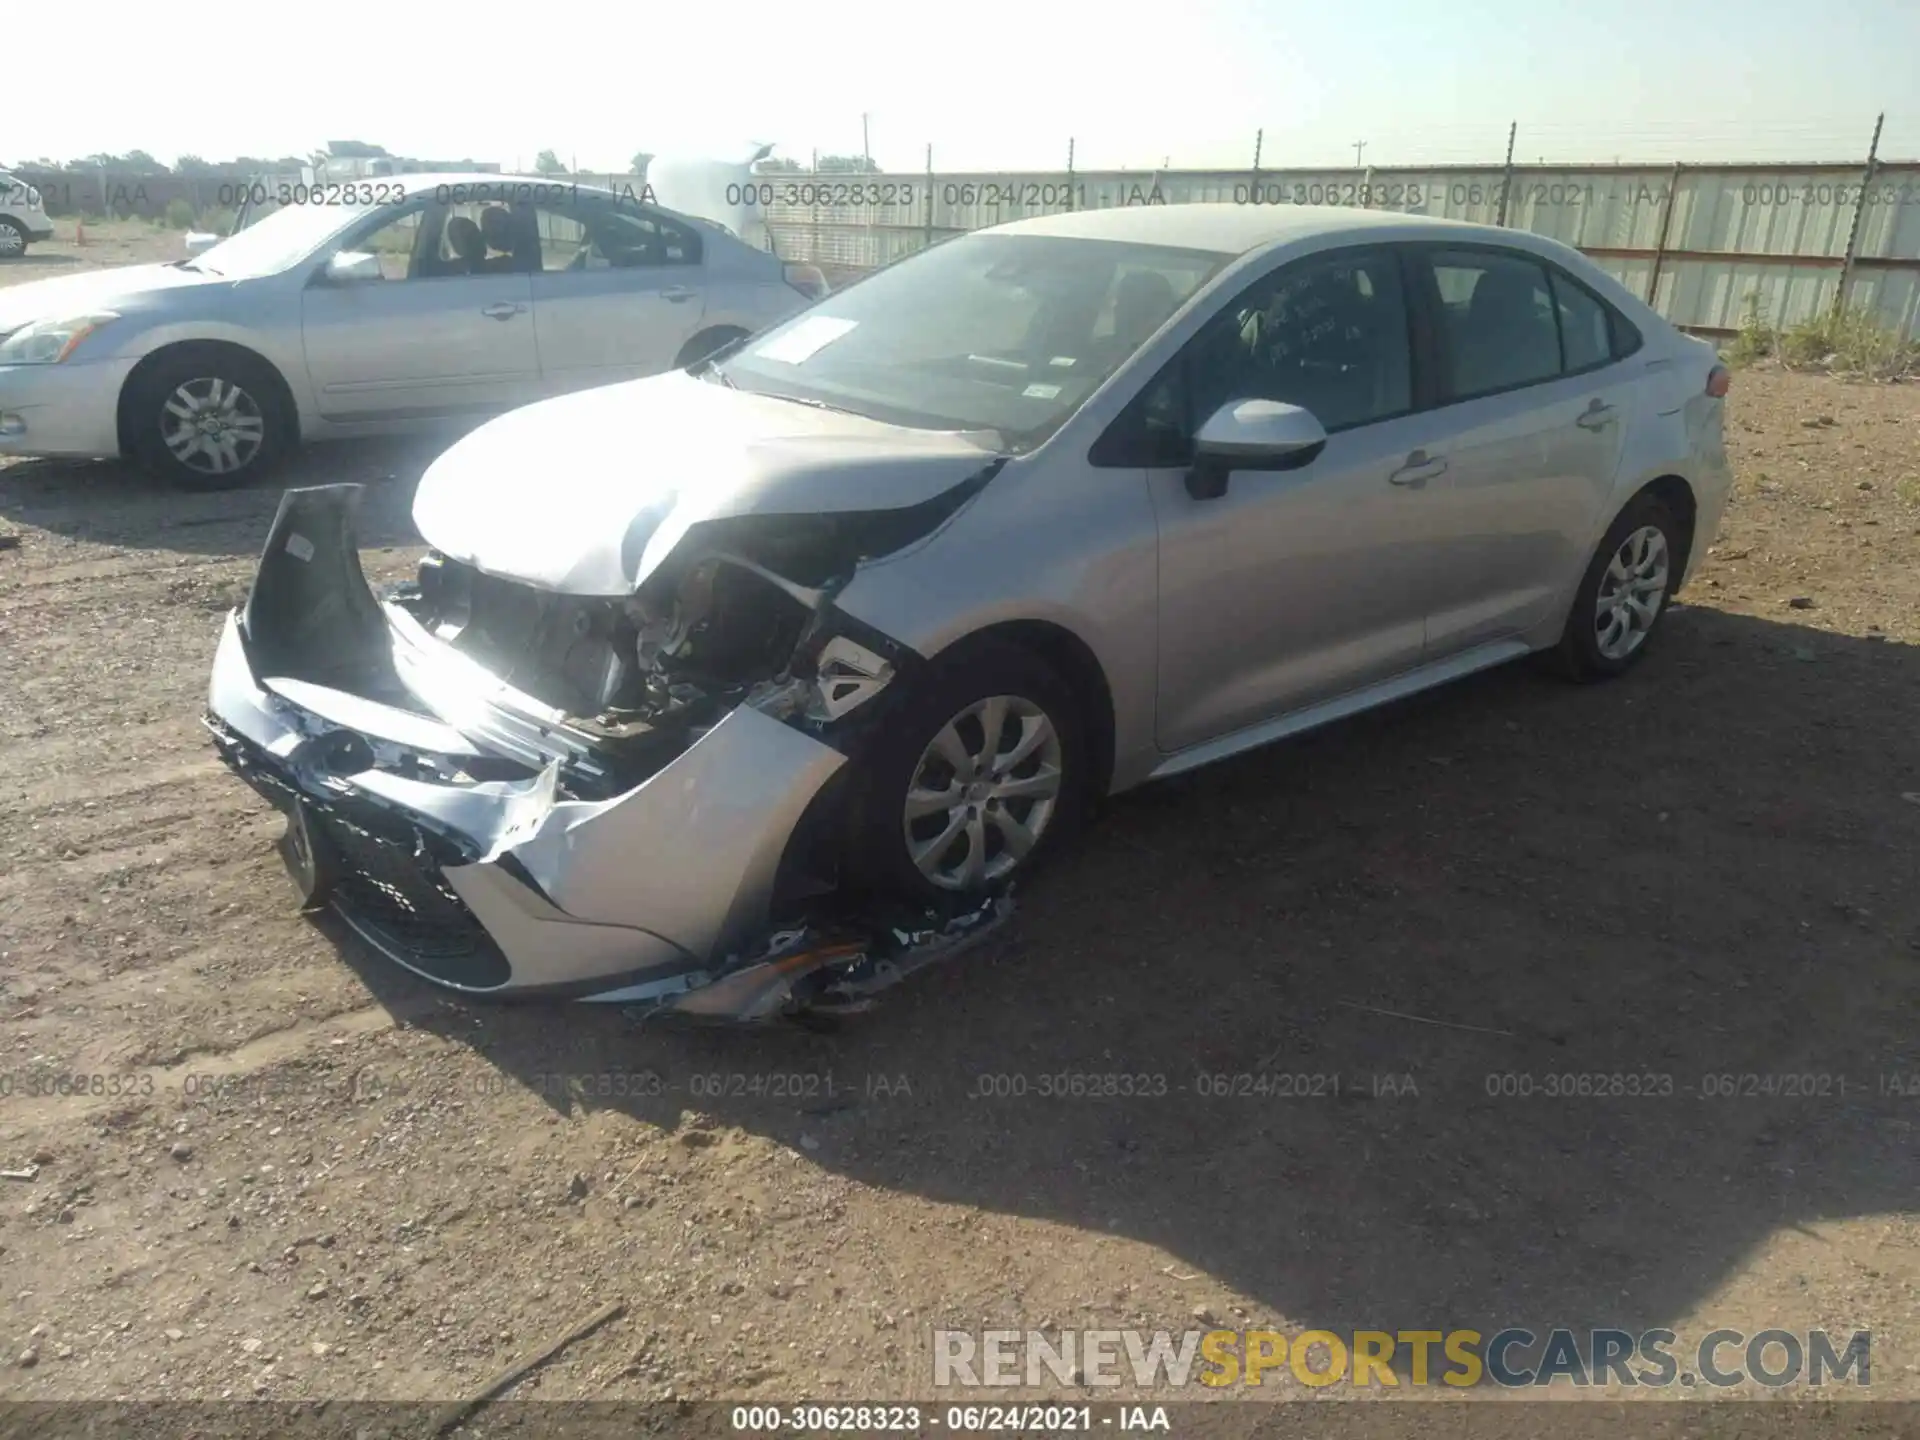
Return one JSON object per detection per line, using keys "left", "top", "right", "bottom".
{"left": 1, "top": 227, "right": 1918, "bottom": 1419}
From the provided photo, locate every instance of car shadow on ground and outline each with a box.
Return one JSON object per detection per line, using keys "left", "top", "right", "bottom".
{"left": 0, "top": 439, "right": 452, "bottom": 558}
{"left": 325, "top": 600, "right": 1920, "bottom": 1359}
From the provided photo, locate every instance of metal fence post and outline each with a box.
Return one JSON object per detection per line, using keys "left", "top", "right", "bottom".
{"left": 809, "top": 148, "right": 821, "bottom": 268}
{"left": 1645, "top": 162, "right": 1683, "bottom": 307}
{"left": 1832, "top": 111, "right": 1885, "bottom": 321}
{"left": 1066, "top": 137, "right": 1076, "bottom": 211}
{"left": 1496, "top": 122, "right": 1517, "bottom": 226}
{"left": 924, "top": 143, "right": 934, "bottom": 253}
{"left": 1250, "top": 128, "right": 1263, "bottom": 202}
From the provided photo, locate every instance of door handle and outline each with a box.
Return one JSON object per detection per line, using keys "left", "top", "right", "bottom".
{"left": 1389, "top": 450, "right": 1447, "bottom": 486}
{"left": 481, "top": 302, "right": 526, "bottom": 320}
{"left": 659, "top": 286, "right": 696, "bottom": 303}
{"left": 1575, "top": 401, "right": 1616, "bottom": 431}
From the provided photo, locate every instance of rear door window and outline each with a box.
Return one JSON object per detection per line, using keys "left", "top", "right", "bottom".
{"left": 1425, "top": 249, "right": 1563, "bottom": 400}
{"left": 1550, "top": 269, "right": 1614, "bottom": 373}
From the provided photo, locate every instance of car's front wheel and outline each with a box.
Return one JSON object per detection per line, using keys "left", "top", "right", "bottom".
{"left": 1554, "top": 492, "right": 1682, "bottom": 679}
{"left": 845, "top": 638, "right": 1088, "bottom": 909}
{"left": 125, "top": 350, "right": 290, "bottom": 490}
{"left": 0, "top": 219, "right": 29, "bottom": 258}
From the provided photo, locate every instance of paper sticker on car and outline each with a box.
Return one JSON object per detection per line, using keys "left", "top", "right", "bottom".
{"left": 753, "top": 316, "right": 858, "bottom": 365}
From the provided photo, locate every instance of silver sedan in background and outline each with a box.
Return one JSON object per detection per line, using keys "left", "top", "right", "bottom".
{"left": 0, "top": 174, "right": 824, "bottom": 487}
{"left": 206, "top": 203, "right": 1732, "bottom": 1020}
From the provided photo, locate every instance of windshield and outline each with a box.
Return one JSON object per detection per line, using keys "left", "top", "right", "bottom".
{"left": 185, "top": 198, "right": 385, "bottom": 277}
{"left": 714, "top": 232, "right": 1230, "bottom": 451}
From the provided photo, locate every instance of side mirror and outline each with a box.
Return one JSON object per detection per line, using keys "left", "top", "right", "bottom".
{"left": 1186, "top": 399, "right": 1329, "bottom": 499}
{"left": 183, "top": 231, "right": 221, "bottom": 256}
{"left": 323, "top": 250, "right": 384, "bottom": 285}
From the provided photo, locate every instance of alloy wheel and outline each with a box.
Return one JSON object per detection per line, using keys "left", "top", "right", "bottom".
{"left": 160, "top": 377, "right": 267, "bottom": 478}
{"left": 1593, "top": 524, "right": 1670, "bottom": 661}
{"left": 903, "top": 695, "right": 1064, "bottom": 891}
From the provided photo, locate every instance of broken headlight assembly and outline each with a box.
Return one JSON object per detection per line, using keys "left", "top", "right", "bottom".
{"left": 746, "top": 632, "right": 896, "bottom": 726}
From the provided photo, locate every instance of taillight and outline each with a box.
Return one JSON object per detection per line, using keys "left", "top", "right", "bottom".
{"left": 1706, "top": 365, "right": 1731, "bottom": 398}
{"left": 783, "top": 263, "right": 829, "bottom": 301}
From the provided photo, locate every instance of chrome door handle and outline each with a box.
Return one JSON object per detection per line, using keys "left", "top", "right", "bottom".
{"left": 1389, "top": 450, "right": 1447, "bottom": 486}
{"left": 1576, "top": 402, "right": 1616, "bottom": 431}
{"left": 481, "top": 302, "right": 526, "bottom": 320}
{"left": 659, "top": 286, "right": 696, "bottom": 303}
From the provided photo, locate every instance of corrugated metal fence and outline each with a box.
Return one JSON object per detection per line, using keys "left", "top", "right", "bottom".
{"left": 756, "top": 162, "right": 1920, "bottom": 342}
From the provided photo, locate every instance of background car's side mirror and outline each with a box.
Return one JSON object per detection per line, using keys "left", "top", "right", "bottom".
{"left": 183, "top": 231, "right": 221, "bottom": 257}
{"left": 1186, "top": 399, "right": 1329, "bottom": 499}
{"left": 323, "top": 251, "right": 384, "bottom": 285}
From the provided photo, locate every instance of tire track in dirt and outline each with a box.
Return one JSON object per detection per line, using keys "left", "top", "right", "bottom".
{"left": 0, "top": 743, "right": 223, "bottom": 805}
{"left": 1, "top": 554, "right": 254, "bottom": 596}
{"left": 0, "top": 1001, "right": 429, "bottom": 1135}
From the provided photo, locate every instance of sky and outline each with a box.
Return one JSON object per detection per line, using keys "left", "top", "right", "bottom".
{"left": 8, "top": 0, "right": 1918, "bottom": 174}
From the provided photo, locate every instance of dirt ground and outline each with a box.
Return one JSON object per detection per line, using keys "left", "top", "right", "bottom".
{"left": 1, "top": 225, "right": 1918, "bottom": 1419}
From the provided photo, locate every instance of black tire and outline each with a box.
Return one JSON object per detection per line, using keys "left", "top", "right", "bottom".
{"left": 1552, "top": 492, "right": 1682, "bottom": 681}
{"left": 843, "top": 637, "right": 1089, "bottom": 910}
{"left": 0, "top": 218, "right": 28, "bottom": 258}
{"left": 124, "top": 348, "right": 291, "bottom": 491}
{"left": 675, "top": 325, "right": 749, "bottom": 369}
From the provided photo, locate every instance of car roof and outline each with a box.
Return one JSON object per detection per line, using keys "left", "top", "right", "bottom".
{"left": 365, "top": 171, "right": 731, "bottom": 243}
{"left": 989, "top": 202, "right": 1502, "bottom": 255}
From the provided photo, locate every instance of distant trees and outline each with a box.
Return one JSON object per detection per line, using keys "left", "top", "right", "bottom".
{"left": 751, "top": 154, "right": 878, "bottom": 174}
{"left": 534, "top": 150, "right": 568, "bottom": 175}
{"left": 9, "top": 151, "right": 307, "bottom": 176}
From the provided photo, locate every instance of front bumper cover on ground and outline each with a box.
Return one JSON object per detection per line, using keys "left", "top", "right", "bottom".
{"left": 205, "top": 483, "right": 1008, "bottom": 1017}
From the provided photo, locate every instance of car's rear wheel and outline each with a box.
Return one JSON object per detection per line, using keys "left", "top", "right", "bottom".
{"left": 845, "top": 638, "right": 1088, "bottom": 909}
{"left": 1553, "top": 492, "right": 1681, "bottom": 680}
{"left": 125, "top": 350, "right": 290, "bottom": 490}
{"left": 0, "top": 219, "right": 28, "bottom": 258}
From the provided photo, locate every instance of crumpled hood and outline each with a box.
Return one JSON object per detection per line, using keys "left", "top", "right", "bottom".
{"left": 0, "top": 263, "right": 218, "bottom": 334}
{"left": 412, "top": 369, "right": 1001, "bottom": 595}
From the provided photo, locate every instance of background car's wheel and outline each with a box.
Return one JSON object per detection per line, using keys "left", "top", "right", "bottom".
{"left": 675, "top": 326, "right": 749, "bottom": 369}
{"left": 1553, "top": 492, "right": 1681, "bottom": 681}
{"left": 845, "top": 638, "right": 1088, "bottom": 910}
{"left": 0, "top": 219, "right": 28, "bottom": 258}
{"left": 125, "top": 349, "right": 289, "bottom": 490}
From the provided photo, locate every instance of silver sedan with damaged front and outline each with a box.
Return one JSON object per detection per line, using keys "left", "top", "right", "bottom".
{"left": 205, "top": 203, "right": 1733, "bottom": 1021}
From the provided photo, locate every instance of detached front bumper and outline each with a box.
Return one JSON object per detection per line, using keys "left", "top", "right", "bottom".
{"left": 206, "top": 489, "right": 849, "bottom": 1005}
{"left": 0, "top": 356, "right": 134, "bottom": 458}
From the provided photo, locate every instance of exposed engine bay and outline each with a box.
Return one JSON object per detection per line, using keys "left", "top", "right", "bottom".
{"left": 403, "top": 549, "right": 812, "bottom": 768}
{"left": 378, "top": 501, "right": 982, "bottom": 803}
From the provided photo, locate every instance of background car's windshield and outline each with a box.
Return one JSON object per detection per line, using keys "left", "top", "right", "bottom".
{"left": 715, "top": 232, "right": 1230, "bottom": 450}
{"left": 188, "top": 198, "right": 384, "bottom": 276}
